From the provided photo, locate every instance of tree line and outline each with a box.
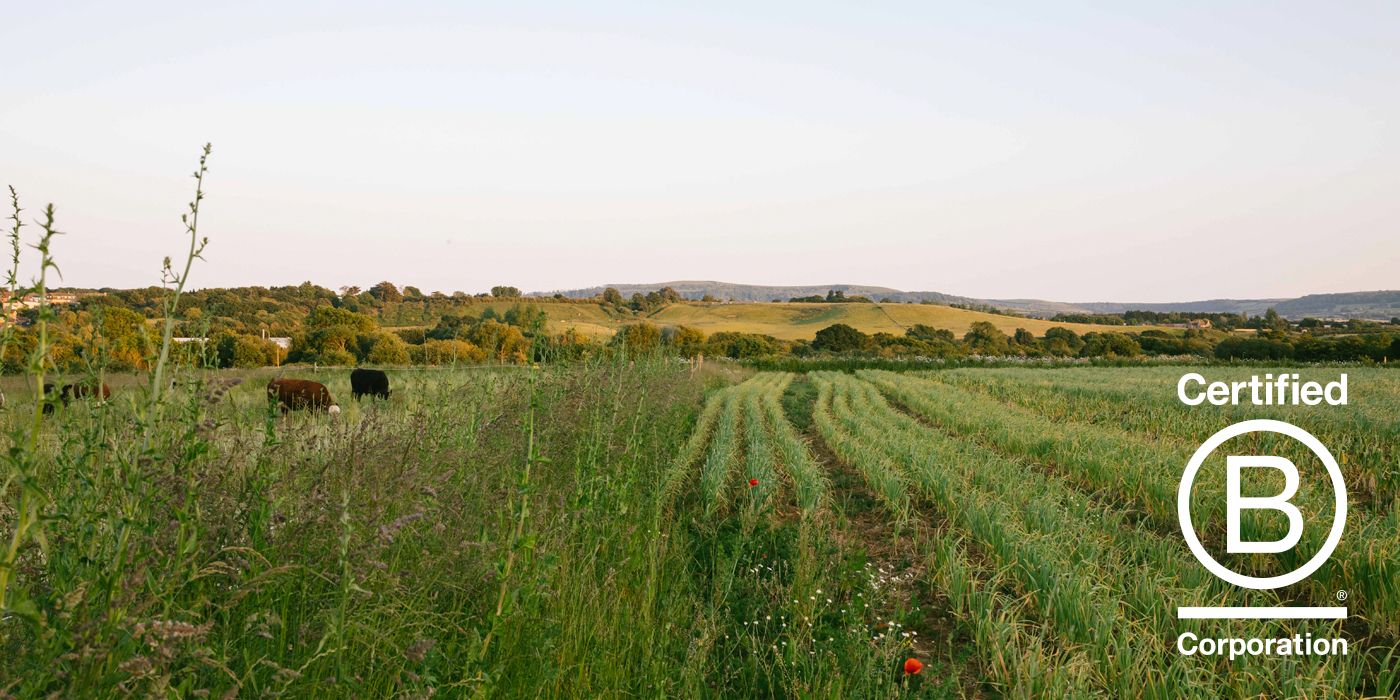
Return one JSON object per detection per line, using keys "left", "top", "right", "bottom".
{"left": 5, "top": 282, "right": 1397, "bottom": 371}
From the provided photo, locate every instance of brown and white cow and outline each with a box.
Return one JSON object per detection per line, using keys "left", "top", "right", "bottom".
{"left": 267, "top": 378, "right": 340, "bottom": 414}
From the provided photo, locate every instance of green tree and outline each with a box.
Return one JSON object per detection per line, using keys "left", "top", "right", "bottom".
{"left": 427, "top": 313, "right": 476, "bottom": 340}
{"left": 962, "top": 321, "right": 1011, "bottom": 355}
{"left": 215, "top": 333, "right": 274, "bottom": 368}
{"left": 812, "top": 323, "right": 869, "bottom": 353}
{"left": 720, "top": 334, "right": 777, "bottom": 359}
{"left": 472, "top": 319, "right": 530, "bottom": 362}
{"left": 616, "top": 322, "right": 662, "bottom": 351}
{"left": 395, "top": 328, "right": 426, "bottom": 344}
{"left": 318, "top": 347, "right": 356, "bottom": 366}
{"left": 88, "top": 305, "right": 151, "bottom": 370}
{"left": 1043, "top": 327, "right": 1083, "bottom": 356}
{"left": 419, "top": 338, "right": 487, "bottom": 364}
{"left": 1012, "top": 328, "right": 1040, "bottom": 354}
{"left": 491, "top": 285, "right": 522, "bottom": 298}
{"left": 504, "top": 303, "right": 548, "bottom": 335}
{"left": 1079, "top": 332, "right": 1143, "bottom": 358}
{"left": 369, "top": 281, "right": 403, "bottom": 303}
{"left": 300, "top": 306, "right": 377, "bottom": 363}
{"left": 668, "top": 325, "right": 706, "bottom": 357}
{"left": 1214, "top": 336, "right": 1292, "bottom": 361}
{"left": 365, "top": 332, "right": 411, "bottom": 365}
{"left": 906, "top": 324, "right": 954, "bottom": 343}
{"left": 307, "top": 306, "right": 376, "bottom": 333}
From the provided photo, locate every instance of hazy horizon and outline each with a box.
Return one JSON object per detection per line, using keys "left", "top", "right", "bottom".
{"left": 42, "top": 277, "right": 1400, "bottom": 307}
{"left": 3, "top": 2, "right": 1397, "bottom": 302}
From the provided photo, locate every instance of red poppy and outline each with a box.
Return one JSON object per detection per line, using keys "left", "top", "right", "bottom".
{"left": 903, "top": 658, "right": 923, "bottom": 675}
{"left": 748, "top": 478, "right": 759, "bottom": 488}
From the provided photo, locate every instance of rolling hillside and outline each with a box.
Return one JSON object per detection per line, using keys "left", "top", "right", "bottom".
{"left": 517, "top": 301, "right": 1156, "bottom": 340}
{"left": 543, "top": 281, "right": 1400, "bottom": 320}
{"left": 545, "top": 281, "right": 963, "bottom": 304}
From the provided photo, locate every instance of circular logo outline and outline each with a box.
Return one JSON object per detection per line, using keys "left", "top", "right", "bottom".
{"left": 1177, "top": 419, "right": 1347, "bottom": 590}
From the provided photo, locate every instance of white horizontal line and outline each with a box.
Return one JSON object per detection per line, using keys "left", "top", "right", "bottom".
{"left": 1177, "top": 606, "right": 1347, "bottom": 619}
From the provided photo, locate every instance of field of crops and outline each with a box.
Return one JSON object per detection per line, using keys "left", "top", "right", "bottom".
{"left": 3, "top": 362, "right": 1397, "bottom": 697}
{"left": 663, "top": 367, "right": 1399, "bottom": 698}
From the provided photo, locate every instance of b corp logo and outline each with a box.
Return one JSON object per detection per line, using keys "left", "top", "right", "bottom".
{"left": 1177, "top": 419, "right": 1347, "bottom": 590}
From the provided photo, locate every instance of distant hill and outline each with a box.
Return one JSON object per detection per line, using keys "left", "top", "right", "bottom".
{"left": 543, "top": 281, "right": 966, "bottom": 304}
{"left": 1033, "top": 291, "right": 1400, "bottom": 319}
{"left": 540, "top": 282, "right": 1400, "bottom": 320}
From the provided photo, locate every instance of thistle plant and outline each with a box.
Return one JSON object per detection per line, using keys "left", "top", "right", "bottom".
{"left": 148, "top": 143, "right": 211, "bottom": 408}
{"left": 0, "top": 187, "right": 26, "bottom": 382}
{"left": 0, "top": 200, "right": 62, "bottom": 616}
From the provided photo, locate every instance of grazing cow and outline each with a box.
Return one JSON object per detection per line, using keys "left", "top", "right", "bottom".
{"left": 350, "top": 368, "right": 391, "bottom": 400}
{"left": 267, "top": 378, "right": 340, "bottom": 414}
{"left": 61, "top": 382, "right": 112, "bottom": 405}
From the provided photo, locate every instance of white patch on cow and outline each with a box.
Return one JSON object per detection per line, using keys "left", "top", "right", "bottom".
{"left": 328, "top": 405, "right": 341, "bottom": 415}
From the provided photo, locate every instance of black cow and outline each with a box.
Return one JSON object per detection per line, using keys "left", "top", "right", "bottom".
{"left": 350, "top": 368, "right": 391, "bottom": 400}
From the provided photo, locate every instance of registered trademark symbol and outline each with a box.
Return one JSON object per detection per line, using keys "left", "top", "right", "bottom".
{"left": 1336, "top": 590, "right": 1348, "bottom": 602}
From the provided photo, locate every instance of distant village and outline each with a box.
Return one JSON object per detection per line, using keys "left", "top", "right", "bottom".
{"left": 0, "top": 289, "right": 91, "bottom": 325}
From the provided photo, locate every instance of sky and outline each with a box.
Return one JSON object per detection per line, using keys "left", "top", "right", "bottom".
{"left": 1, "top": 1, "right": 1396, "bottom": 303}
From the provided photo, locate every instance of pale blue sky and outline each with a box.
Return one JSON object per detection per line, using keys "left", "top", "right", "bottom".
{"left": 2, "top": 1, "right": 1396, "bottom": 301}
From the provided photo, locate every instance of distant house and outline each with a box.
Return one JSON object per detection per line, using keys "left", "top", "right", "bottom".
{"left": 0, "top": 290, "right": 88, "bottom": 326}
{"left": 266, "top": 337, "right": 292, "bottom": 350}
{"left": 1188, "top": 319, "right": 1212, "bottom": 330}
{"left": 172, "top": 337, "right": 208, "bottom": 344}
{"left": 0, "top": 290, "right": 96, "bottom": 326}
{"left": 0, "top": 290, "right": 89, "bottom": 309}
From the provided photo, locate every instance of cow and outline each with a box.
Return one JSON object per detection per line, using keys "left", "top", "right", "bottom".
{"left": 267, "top": 378, "right": 340, "bottom": 414}
{"left": 350, "top": 368, "right": 391, "bottom": 401}
{"left": 61, "top": 382, "right": 112, "bottom": 405}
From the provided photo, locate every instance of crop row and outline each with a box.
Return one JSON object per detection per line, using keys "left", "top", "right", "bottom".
{"left": 861, "top": 369, "right": 1400, "bottom": 637}
{"left": 811, "top": 372, "right": 1374, "bottom": 697}
{"left": 662, "top": 373, "right": 825, "bottom": 517}
{"left": 933, "top": 366, "right": 1400, "bottom": 505}
{"left": 811, "top": 372, "right": 1097, "bottom": 695}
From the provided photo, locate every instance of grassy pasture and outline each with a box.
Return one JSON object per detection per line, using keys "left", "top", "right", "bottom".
{"left": 648, "top": 302, "right": 1156, "bottom": 340}
{"left": 389, "top": 299, "right": 1162, "bottom": 340}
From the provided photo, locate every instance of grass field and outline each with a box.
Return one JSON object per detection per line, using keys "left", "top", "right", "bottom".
{"left": 400, "top": 299, "right": 1159, "bottom": 340}
{"left": 1, "top": 362, "right": 1395, "bottom": 698}
{"left": 644, "top": 301, "right": 1157, "bottom": 340}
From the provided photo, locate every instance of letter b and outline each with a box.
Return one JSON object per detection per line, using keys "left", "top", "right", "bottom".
{"left": 1226, "top": 456, "right": 1303, "bottom": 553}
